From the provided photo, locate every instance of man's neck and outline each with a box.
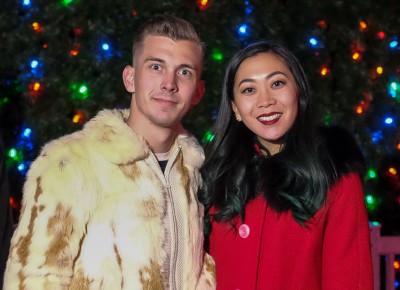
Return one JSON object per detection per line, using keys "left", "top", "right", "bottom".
{"left": 143, "top": 129, "right": 178, "bottom": 154}
{"left": 126, "top": 115, "right": 180, "bottom": 154}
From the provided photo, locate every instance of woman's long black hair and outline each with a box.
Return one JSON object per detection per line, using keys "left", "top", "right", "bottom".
{"left": 200, "top": 41, "right": 365, "bottom": 235}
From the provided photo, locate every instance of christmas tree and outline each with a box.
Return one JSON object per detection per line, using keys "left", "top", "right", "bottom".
{"left": 1, "top": 0, "right": 400, "bottom": 238}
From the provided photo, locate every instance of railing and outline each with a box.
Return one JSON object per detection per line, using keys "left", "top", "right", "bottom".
{"left": 370, "top": 222, "right": 400, "bottom": 290}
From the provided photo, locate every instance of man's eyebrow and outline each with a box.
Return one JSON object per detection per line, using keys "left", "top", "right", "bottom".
{"left": 178, "top": 63, "right": 197, "bottom": 70}
{"left": 144, "top": 57, "right": 197, "bottom": 70}
{"left": 144, "top": 57, "right": 165, "bottom": 63}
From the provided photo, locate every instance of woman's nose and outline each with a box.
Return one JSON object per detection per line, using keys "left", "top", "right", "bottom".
{"left": 257, "top": 90, "right": 276, "bottom": 108}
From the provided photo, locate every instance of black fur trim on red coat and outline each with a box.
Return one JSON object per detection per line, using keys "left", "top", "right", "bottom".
{"left": 318, "top": 125, "right": 366, "bottom": 178}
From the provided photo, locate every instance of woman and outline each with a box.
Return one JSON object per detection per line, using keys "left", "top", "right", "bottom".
{"left": 200, "top": 41, "right": 373, "bottom": 289}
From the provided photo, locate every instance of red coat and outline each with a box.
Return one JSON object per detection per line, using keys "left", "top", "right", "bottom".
{"left": 208, "top": 173, "right": 373, "bottom": 290}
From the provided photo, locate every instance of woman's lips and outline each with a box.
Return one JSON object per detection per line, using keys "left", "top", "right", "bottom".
{"left": 257, "top": 113, "right": 282, "bottom": 125}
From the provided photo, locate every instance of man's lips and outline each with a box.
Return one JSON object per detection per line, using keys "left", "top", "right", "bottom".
{"left": 153, "top": 95, "right": 178, "bottom": 105}
{"left": 257, "top": 113, "right": 282, "bottom": 125}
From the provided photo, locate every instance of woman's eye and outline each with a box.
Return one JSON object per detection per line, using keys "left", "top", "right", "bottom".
{"left": 242, "top": 87, "right": 255, "bottom": 94}
{"left": 272, "top": 80, "right": 284, "bottom": 87}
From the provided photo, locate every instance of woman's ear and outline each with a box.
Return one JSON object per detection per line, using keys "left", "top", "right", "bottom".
{"left": 122, "top": 65, "right": 135, "bottom": 93}
{"left": 231, "top": 101, "right": 242, "bottom": 122}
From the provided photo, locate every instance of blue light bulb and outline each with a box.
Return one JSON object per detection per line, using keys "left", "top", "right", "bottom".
{"left": 102, "top": 43, "right": 110, "bottom": 51}
{"left": 309, "top": 38, "right": 318, "bottom": 47}
{"left": 238, "top": 24, "right": 249, "bottom": 36}
{"left": 30, "top": 60, "right": 39, "bottom": 69}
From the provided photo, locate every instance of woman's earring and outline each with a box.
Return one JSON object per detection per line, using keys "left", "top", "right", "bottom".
{"left": 236, "top": 116, "right": 241, "bottom": 122}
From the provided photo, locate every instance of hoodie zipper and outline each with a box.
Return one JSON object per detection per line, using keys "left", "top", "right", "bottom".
{"left": 150, "top": 146, "right": 181, "bottom": 290}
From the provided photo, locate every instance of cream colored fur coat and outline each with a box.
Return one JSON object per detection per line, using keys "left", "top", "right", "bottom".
{"left": 4, "top": 109, "right": 216, "bottom": 290}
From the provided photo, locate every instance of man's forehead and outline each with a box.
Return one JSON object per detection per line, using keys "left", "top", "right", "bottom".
{"left": 136, "top": 36, "right": 203, "bottom": 67}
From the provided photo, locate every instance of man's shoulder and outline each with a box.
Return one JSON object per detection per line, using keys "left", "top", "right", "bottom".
{"left": 37, "top": 108, "right": 148, "bottom": 166}
{"left": 176, "top": 132, "right": 205, "bottom": 169}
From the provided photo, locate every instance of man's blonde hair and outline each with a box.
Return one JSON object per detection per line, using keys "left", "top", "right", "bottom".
{"left": 132, "top": 15, "right": 205, "bottom": 64}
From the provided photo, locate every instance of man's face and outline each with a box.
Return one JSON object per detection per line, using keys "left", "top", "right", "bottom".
{"left": 123, "top": 35, "right": 204, "bottom": 131}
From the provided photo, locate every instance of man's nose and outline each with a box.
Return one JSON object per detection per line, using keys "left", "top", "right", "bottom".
{"left": 161, "top": 71, "right": 178, "bottom": 92}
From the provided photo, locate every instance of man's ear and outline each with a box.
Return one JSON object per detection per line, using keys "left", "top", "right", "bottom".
{"left": 122, "top": 66, "right": 135, "bottom": 93}
{"left": 191, "top": 80, "right": 205, "bottom": 106}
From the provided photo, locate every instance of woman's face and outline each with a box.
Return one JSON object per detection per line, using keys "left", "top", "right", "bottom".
{"left": 231, "top": 52, "right": 299, "bottom": 155}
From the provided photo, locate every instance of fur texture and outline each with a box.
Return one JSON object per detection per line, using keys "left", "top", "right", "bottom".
{"left": 3, "top": 109, "right": 216, "bottom": 290}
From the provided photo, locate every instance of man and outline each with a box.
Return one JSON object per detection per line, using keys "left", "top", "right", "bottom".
{"left": 3, "top": 15, "right": 216, "bottom": 289}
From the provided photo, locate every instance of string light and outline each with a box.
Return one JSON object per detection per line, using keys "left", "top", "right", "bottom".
{"left": 97, "top": 41, "right": 113, "bottom": 61}
{"left": 30, "top": 60, "right": 39, "bottom": 69}
{"left": 202, "top": 130, "right": 215, "bottom": 143}
{"left": 31, "top": 82, "right": 41, "bottom": 91}
{"left": 101, "top": 43, "right": 109, "bottom": 51}
{"left": 371, "top": 131, "right": 383, "bottom": 143}
{"left": 352, "top": 52, "right": 361, "bottom": 61}
{"left": 29, "top": 81, "right": 43, "bottom": 98}
{"left": 71, "top": 83, "right": 89, "bottom": 100}
{"left": 32, "top": 22, "right": 43, "bottom": 32}
{"left": 244, "top": 0, "right": 253, "bottom": 15}
{"left": 237, "top": 24, "right": 249, "bottom": 36}
{"left": 9, "top": 197, "right": 18, "bottom": 209}
{"left": 72, "top": 110, "right": 86, "bottom": 124}
{"left": 365, "top": 194, "right": 378, "bottom": 212}
{"left": 28, "top": 59, "right": 43, "bottom": 78}
{"left": 384, "top": 117, "right": 394, "bottom": 125}
{"left": 324, "top": 114, "right": 332, "bottom": 126}
{"left": 377, "top": 31, "right": 386, "bottom": 39}
{"left": 197, "top": 0, "right": 210, "bottom": 10}
{"left": 8, "top": 148, "right": 17, "bottom": 159}
{"left": 320, "top": 66, "right": 329, "bottom": 76}
{"left": 0, "top": 97, "right": 9, "bottom": 107}
{"left": 366, "top": 169, "right": 377, "bottom": 179}
{"left": 70, "top": 48, "right": 79, "bottom": 56}
{"left": 370, "top": 221, "right": 380, "bottom": 227}
{"left": 309, "top": 37, "right": 318, "bottom": 47}
{"left": 376, "top": 66, "right": 383, "bottom": 75}
{"left": 388, "top": 81, "right": 399, "bottom": 98}
{"left": 355, "top": 105, "right": 363, "bottom": 114}
{"left": 359, "top": 20, "right": 367, "bottom": 31}
{"left": 388, "top": 167, "right": 398, "bottom": 175}
{"left": 18, "top": 163, "right": 26, "bottom": 172}
{"left": 211, "top": 48, "right": 223, "bottom": 62}
{"left": 23, "top": 128, "right": 32, "bottom": 138}
{"left": 74, "top": 27, "right": 83, "bottom": 36}
{"left": 317, "top": 19, "right": 327, "bottom": 29}
{"left": 62, "top": 0, "right": 74, "bottom": 7}
{"left": 389, "top": 39, "right": 398, "bottom": 49}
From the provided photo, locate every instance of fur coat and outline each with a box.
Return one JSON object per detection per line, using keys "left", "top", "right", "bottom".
{"left": 3, "top": 109, "right": 216, "bottom": 290}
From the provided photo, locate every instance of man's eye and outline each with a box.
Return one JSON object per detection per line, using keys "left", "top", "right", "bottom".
{"left": 150, "top": 64, "right": 162, "bottom": 70}
{"left": 179, "top": 69, "right": 192, "bottom": 76}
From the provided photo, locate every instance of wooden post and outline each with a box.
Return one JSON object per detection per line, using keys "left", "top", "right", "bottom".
{"left": 370, "top": 222, "right": 381, "bottom": 290}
